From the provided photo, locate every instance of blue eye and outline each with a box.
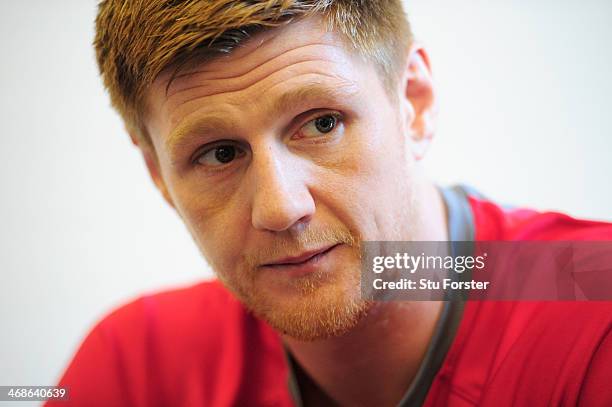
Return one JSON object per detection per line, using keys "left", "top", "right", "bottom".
{"left": 300, "top": 114, "right": 341, "bottom": 138}
{"left": 195, "top": 144, "right": 245, "bottom": 167}
{"left": 313, "top": 115, "right": 337, "bottom": 133}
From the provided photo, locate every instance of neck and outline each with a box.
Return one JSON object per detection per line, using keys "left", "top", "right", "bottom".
{"left": 284, "top": 300, "right": 444, "bottom": 406}
{"left": 284, "top": 183, "right": 449, "bottom": 406}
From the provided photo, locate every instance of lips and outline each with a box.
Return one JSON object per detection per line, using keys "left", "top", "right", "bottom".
{"left": 261, "top": 244, "right": 340, "bottom": 268}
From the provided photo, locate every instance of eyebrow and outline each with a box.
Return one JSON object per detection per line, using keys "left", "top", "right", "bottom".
{"left": 270, "top": 82, "right": 359, "bottom": 118}
{"left": 164, "top": 82, "right": 359, "bottom": 157}
{"left": 165, "top": 115, "right": 235, "bottom": 159}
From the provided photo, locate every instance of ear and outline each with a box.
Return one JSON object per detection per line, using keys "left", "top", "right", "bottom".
{"left": 129, "top": 132, "right": 176, "bottom": 209}
{"left": 399, "top": 45, "right": 438, "bottom": 160}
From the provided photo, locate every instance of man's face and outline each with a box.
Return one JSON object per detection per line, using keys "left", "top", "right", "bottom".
{"left": 143, "top": 17, "right": 427, "bottom": 340}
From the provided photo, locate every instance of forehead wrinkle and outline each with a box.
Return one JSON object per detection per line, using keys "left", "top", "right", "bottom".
{"left": 162, "top": 61, "right": 347, "bottom": 117}
{"left": 169, "top": 41, "right": 337, "bottom": 89}
{"left": 165, "top": 57, "right": 335, "bottom": 106}
{"left": 164, "top": 43, "right": 346, "bottom": 102}
{"left": 167, "top": 57, "right": 336, "bottom": 103}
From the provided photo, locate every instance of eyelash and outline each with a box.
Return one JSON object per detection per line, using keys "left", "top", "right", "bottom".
{"left": 292, "top": 112, "right": 344, "bottom": 141}
{"left": 190, "top": 111, "right": 344, "bottom": 168}
{"left": 190, "top": 141, "right": 245, "bottom": 168}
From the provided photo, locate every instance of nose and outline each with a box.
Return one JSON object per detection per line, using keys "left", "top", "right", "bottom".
{"left": 249, "top": 146, "right": 315, "bottom": 233}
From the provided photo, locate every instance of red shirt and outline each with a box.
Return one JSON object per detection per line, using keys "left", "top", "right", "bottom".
{"left": 48, "top": 195, "right": 612, "bottom": 406}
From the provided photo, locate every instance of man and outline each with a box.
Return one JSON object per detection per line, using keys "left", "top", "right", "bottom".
{"left": 48, "top": 1, "right": 611, "bottom": 406}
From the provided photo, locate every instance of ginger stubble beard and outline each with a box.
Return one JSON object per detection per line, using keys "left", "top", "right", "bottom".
{"left": 215, "top": 228, "right": 373, "bottom": 341}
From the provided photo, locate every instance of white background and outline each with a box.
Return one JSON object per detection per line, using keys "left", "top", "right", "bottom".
{"left": 0, "top": 0, "right": 610, "bottom": 401}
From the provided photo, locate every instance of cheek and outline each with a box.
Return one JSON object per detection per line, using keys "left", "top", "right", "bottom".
{"left": 315, "top": 113, "right": 414, "bottom": 237}
{"left": 314, "top": 172, "right": 402, "bottom": 244}
{"left": 339, "top": 111, "right": 411, "bottom": 188}
{"left": 169, "top": 178, "right": 250, "bottom": 271}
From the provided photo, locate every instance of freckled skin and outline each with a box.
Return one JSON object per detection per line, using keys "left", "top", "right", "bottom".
{"left": 142, "top": 16, "right": 442, "bottom": 340}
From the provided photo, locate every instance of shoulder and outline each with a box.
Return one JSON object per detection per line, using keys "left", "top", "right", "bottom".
{"left": 94, "top": 280, "right": 249, "bottom": 348}
{"left": 436, "top": 301, "right": 612, "bottom": 406}
{"left": 428, "top": 191, "right": 612, "bottom": 406}
{"left": 50, "top": 280, "right": 289, "bottom": 406}
{"left": 88, "top": 280, "right": 287, "bottom": 374}
{"left": 467, "top": 194, "right": 612, "bottom": 240}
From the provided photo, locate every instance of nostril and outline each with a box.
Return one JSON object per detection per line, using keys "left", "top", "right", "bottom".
{"left": 290, "top": 215, "right": 313, "bottom": 234}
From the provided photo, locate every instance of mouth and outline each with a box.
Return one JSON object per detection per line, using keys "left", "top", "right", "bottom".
{"left": 260, "top": 243, "right": 341, "bottom": 273}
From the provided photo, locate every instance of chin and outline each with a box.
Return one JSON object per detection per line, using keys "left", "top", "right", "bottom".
{"left": 246, "top": 275, "right": 372, "bottom": 341}
{"left": 218, "top": 246, "right": 369, "bottom": 340}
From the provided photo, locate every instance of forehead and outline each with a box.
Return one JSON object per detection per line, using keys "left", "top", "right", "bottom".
{"left": 143, "top": 17, "right": 385, "bottom": 150}
{"left": 156, "top": 17, "right": 353, "bottom": 91}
